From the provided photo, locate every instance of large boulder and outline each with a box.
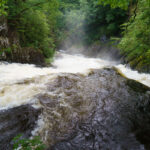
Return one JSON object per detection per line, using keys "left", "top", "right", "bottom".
{"left": 33, "top": 68, "right": 150, "bottom": 150}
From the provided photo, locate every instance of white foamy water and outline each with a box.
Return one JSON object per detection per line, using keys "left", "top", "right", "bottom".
{"left": 0, "top": 53, "right": 113, "bottom": 85}
{"left": 115, "top": 64, "right": 150, "bottom": 87}
{"left": 0, "top": 52, "right": 150, "bottom": 109}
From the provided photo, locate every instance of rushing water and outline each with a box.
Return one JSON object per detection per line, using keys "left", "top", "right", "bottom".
{"left": 0, "top": 52, "right": 150, "bottom": 110}
{"left": 0, "top": 52, "right": 114, "bottom": 109}
{"left": 1, "top": 51, "right": 150, "bottom": 150}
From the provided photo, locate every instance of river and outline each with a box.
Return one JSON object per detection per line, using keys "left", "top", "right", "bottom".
{"left": 0, "top": 52, "right": 150, "bottom": 110}
{"left": 0, "top": 51, "right": 150, "bottom": 150}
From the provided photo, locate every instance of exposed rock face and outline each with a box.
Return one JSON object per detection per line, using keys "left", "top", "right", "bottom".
{"left": 0, "top": 17, "right": 8, "bottom": 37}
{"left": 0, "top": 105, "right": 41, "bottom": 150}
{"left": 11, "top": 47, "right": 45, "bottom": 66}
{"left": 0, "top": 16, "right": 9, "bottom": 60}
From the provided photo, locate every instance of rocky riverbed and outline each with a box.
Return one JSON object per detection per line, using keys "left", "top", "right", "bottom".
{"left": 1, "top": 67, "right": 150, "bottom": 150}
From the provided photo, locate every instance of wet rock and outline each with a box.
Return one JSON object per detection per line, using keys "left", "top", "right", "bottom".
{"left": 0, "top": 105, "right": 41, "bottom": 150}
{"left": 0, "top": 16, "right": 8, "bottom": 37}
{"left": 1, "top": 67, "right": 148, "bottom": 149}
{"left": 11, "top": 47, "right": 45, "bottom": 66}
{"left": 35, "top": 68, "right": 150, "bottom": 150}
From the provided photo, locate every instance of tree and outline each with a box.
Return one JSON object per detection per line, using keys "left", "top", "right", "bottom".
{"left": 84, "top": 0, "right": 127, "bottom": 44}
{"left": 99, "top": 0, "right": 150, "bottom": 72}
{"left": 98, "top": 0, "right": 130, "bottom": 10}
{"left": 118, "top": 0, "right": 150, "bottom": 72}
{"left": 3, "top": 0, "right": 64, "bottom": 60}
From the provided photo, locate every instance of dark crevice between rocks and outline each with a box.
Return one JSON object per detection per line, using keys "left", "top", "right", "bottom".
{"left": 0, "top": 105, "right": 41, "bottom": 150}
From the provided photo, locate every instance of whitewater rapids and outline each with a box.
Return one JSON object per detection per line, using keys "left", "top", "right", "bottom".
{"left": 0, "top": 52, "right": 150, "bottom": 109}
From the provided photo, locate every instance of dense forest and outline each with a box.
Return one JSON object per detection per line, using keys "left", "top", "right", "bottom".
{"left": 1, "top": 1, "right": 150, "bottom": 149}
{"left": 0, "top": 0, "right": 150, "bottom": 72}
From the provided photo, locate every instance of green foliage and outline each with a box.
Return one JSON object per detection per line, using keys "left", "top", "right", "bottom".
{"left": 0, "top": 0, "right": 7, "bottom": 16}
{"left": 3, "top": 0, "right": 128, "bottom": 57}
{"left": 45, "top": 57, "right": 54, "bottom": 65}
{"left": 98, "top": 0, "right": 150, "bottom": 72}
{"left": 4, "top": 47, "right": 11, "bottom": 54}
{"left": 7, "top": 0, "right": 50, "bottom": 18}
{"left": 118, "top": 0, "right": 150, "bottom": 72}
{"left": 5, "top": 0, "right": 64, "bottom": 59}
{"left": 98, "top": 0, "right": 130, "bottom": 10}
{"left": 58, "top": 0, "right": 127, "bottom": 46}
{"left": 98, "top": 0, "right": 150, "bottom": 10}
{"left": 84, "top": 0, "right": 127, "bottom": 44}
{"left": 18, "top": 10, "right": 51, "bottom": 57}
{"left": 3, "top": 0, "right": 149, "bottom": 73}
{"left": 13, "top": 134, "right": 46, "bottom": 150}
{"left": 64, "top": 0, "right": 87, "bottom": 44}
{"left": 57, "top": 0, "right": 86, "bottom": 46}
